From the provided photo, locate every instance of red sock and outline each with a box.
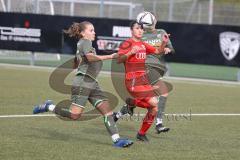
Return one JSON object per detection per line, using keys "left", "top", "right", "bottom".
{"left": 139, "top": 112, "right": 155, "bottom": 135}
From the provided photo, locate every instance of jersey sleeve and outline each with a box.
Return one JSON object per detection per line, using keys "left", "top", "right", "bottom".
{"left": 143, "top": 41, "right": 156, "bottom": 54}
{"left": 77, "top": 39, "right": 93, "bottom": 56}
{"left": 118, "top": 40, "right": 132, "bottom": 56}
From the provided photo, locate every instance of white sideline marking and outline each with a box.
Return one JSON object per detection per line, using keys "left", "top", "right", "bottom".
{"left": 1, "top": 113, "right": 240, "bottom": 118}
{"left": 173, "top": 114, "right": 240, "bottom": 116}
{"left": 1, "top": 63, "right": 239, "bottom": 86}
{"left": 166, "top": 76, "right": 240, "bottom": 86}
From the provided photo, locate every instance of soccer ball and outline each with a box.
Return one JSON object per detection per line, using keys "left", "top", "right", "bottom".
{"left": 136, "top": 11, "right": 156, "bottom": 29}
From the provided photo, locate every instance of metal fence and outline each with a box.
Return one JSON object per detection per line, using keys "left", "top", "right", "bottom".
{"left": 0, "top": 0, "right": 240, "bottom": 26}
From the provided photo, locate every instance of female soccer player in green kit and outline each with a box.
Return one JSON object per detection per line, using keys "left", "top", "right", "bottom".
{"left": 143, "top": 18, "right": 175, "bottom": 134}
{"left": 33, "top": 21, "right": 133, "bottom": 148}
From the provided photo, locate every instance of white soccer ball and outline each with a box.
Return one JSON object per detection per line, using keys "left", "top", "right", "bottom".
{"left": 136, "top": 11, "right": 156, "bottom": 29}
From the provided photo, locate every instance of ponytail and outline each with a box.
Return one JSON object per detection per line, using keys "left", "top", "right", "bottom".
{"left": 63, "top": 21, "right": 92, "bottom": 39}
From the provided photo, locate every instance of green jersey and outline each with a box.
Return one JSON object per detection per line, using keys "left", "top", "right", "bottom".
{"left": 142, "top": 29, "right": 174, "bottom": 70}
{"left": 76, "top": 39, "right": 102, "bottom": 80}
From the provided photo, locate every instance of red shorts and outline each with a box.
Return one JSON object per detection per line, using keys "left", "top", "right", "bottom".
{"left": 125, "top": 74, "right": 157, "bottom": 101}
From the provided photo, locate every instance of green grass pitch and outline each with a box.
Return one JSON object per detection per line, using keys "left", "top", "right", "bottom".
{"left": 0, "top": 64, "right": 240, "bottom": 160}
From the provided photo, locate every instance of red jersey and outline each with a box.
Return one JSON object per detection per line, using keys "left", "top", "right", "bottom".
{"left": 118, "top": 38, "right": 156, "bottom": 80}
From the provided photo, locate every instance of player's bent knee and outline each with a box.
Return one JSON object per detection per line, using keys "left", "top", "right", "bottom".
{"left": 70, "top": 105, "right": 84, "bottom": 120}
{"left": 71, "top": 113, "right": 82, "bottom": 120}
{"left": 149, "top": 106, "right": 158, "bottom": 115}
{"left": 148, "top": 96, "right": 159, "bottom": 107}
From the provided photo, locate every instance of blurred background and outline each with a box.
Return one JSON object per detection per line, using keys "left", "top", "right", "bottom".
{"left": 1, "top": 2, "right": 240, "bottom": 159}
{"left": 1, "top": 0, "right": 240, "bottom": 25}
{"left": 0, "top": 0, "right": 240, "bottom": 81}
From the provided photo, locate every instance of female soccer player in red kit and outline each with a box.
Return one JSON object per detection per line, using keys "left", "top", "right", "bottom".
{"left": 117, "top": 21, "right": 170, "bottom": 141}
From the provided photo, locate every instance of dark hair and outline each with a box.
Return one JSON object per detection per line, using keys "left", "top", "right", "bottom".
{"left": 64, "top": 21, "right": 92, "bottom": 39}
{"left": 130, "top": 20, "right": 143, "bottom": 30}
{"left": 73, "top": 56, "right": 80, "bottom": 69}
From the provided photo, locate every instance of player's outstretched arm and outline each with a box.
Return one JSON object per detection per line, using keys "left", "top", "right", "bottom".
{"left": 85, "top": 52, "right": 118, "bottom": 62}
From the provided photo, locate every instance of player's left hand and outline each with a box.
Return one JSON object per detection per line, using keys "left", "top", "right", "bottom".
{"left": 164, "top": 47, "right": 171, "bottom": 54}
{"left": 111, "top": 53, "right": 119, "bottom": 59}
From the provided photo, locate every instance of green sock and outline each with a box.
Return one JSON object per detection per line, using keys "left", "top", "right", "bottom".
{"left": 104, "top": 115, "right": 120, "bottom": 142}
{"left": 157, "top": 96, "right": 167, "bottom": 122}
